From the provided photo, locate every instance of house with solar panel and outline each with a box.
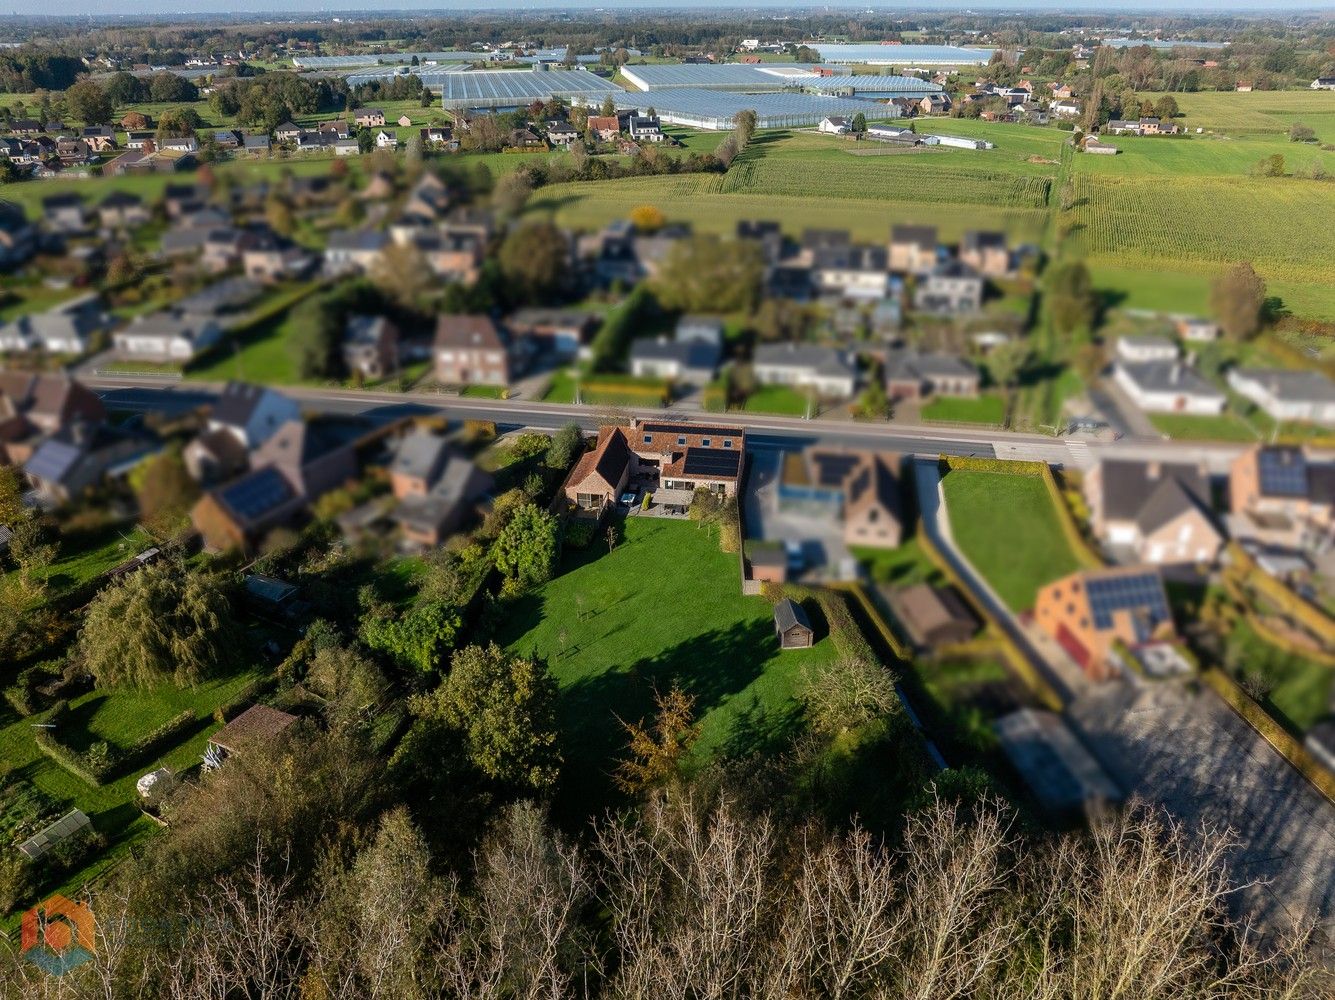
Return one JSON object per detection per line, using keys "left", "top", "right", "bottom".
{"left": 1084, "top": 458, "right": 1224, "bottom": 566}
{"left": 777, "top": 448, "right": 904, "bottom": 550}
{"left": 1035, "top": 566, "right": 1177, "bottom": 681}
{"left": 24, "top": 422, "right": 156, "bottom": 505}
{"left": 1228, "top": 445, "right": 1334, "bottom": 553}
{"left": 563, "top": 418, "right": 746, "bottom": 514}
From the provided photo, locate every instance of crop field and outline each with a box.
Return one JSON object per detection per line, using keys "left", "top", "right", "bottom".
{"left": 1142, "top": 90, "right": 1335, "bottom": 136}
{"left": 1069, "top": 173, "right": 1335, "bottom": 320}
{"left": 1073, "top": 132, "right": 1335, "bottom": 178}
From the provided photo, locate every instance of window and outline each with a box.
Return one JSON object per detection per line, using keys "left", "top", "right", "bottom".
{"left": 723, "top": 440, "right": 732, "bottom": 448}
{"left": 702, "top": 438, "right": 711, "bottom": 447}
{"left": 643, "top": 435, "right": 652, "bottom": 445}
{"left": 677, "top": 436, "right": 686, "bottom": 445}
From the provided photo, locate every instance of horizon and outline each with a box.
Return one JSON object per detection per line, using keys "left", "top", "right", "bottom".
{"left": 1, "top": 2, "right": 1332, "bottom": 22}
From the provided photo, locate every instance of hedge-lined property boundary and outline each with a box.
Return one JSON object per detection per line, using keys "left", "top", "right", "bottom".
{"left": 1202, "top": 669, "right": 1335, "bottom": 806}
{"left": 33, "top": 701, "right": 198, "bottom": 787}
{"left": 829, "top": 582, "right": 912, "bottom": 662}
{"left": 1227, "top": 543, "right": 1335, "bottom": 652}
{"left": 937, "top": 454, "right": 1103, "bottom": 570}
{"left": 916, "top": 520, "right": 1064, "bottom": 711}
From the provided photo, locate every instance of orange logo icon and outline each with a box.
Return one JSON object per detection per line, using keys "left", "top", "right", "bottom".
{"left": 20, "top": 894, "right": 95, "bottom": 976}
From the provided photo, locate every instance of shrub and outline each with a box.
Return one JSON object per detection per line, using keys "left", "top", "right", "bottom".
{"left": 213, "top": 678, "right": 275, "bottom": 724}
{"left": 564, "top": 520, "right": 597, "bottom": 549}
{"left": 33, "top": 702, "right": 115, "bottom": 786}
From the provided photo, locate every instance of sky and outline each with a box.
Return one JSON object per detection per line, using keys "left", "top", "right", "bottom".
{"left": 0, "top": 1, "right": 1330, "bottom": 18}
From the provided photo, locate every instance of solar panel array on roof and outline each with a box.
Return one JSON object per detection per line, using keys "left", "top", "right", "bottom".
{"left": 1257, "top": 448, "right": 1309, "bottom": 497}
{"left": 221, "top": 467, "right": 293, "bottom": 521}
{"left": 641, "top": 422, "right": 743, "bottom": 438}
{"left": 1086, "top": 572, "right": 1170, "bottom": 640}
{"left": 437, "top": 70, "right": 622, "bottom": 109}
{"left": 809, "top": 451, "right": 862, "bottom": 488}
{"left": 681, "top": 448, "right": 742, "bottom": 478}
{"left": 25, "top": 439, "right": 82, "bottom": 483}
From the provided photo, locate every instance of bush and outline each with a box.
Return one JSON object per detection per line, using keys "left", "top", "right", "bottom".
{"left": 33, "top": 702, "right": 114, "bottom": 786}
{"left": 213, "top": 678, "right": 274, "bottom": 724}
{"left": 564, "top": 519, "right": 597, "bottom": 549}
{"left": 812, "top": 590, "right": 876, "bottom": 665}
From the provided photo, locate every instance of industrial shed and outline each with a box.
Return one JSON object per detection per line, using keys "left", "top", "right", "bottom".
{"left": 620, "top": 89, "right": 895, "bottom": 130}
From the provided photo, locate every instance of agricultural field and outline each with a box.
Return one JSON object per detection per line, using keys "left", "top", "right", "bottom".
{"left": 1141, "top": 89, "right": 1335, "bottom": 137}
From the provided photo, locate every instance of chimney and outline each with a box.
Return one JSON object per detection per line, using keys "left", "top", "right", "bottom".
{"left": 1147, "top": 461, "right": 1161, "bottom": 479}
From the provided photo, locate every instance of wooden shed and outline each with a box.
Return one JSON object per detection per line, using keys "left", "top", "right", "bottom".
{"left": 774, "top": 597, "right": 814, "bottom": 649}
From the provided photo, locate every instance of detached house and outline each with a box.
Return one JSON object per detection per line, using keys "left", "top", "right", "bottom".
{"left": 914, "top": 260, "right": 983, "bottom": 314}
{"left": 1228, "top": 445, "right": 1333, "bottom": 553}
{"left": 342, "top": 315, "right": 399, "bottom": 380}
{"left": 388, "top": 429, "right": 494, "bottom": 546}
{"left": 1084, "top": 458, "right": 1223, "bottom": 565}
{"left": 752, "top": 343, "right": 857, "bottom": 399}
{"left": 884, "top": 350, "right": 980, "bottom": 401}
{"left": 629, "top": 337, "right": 720, "bottom": 384}
{"left": 112, "top": 310, "right": 222, "bottom": 362}
{"left": 586, "top": 115, "right": 620, "bottom": 141}
{"left": 355, "top": 108, "right": 387, "bottom": 128}
{"left": 778, "top": 447, "right": 904, "bottom": 549}
{"left": 1113, "top": 361, "right": 1225, "bottom": 415}
{"left": 888, "top": 224, "right": 938, "bottom": 274}
{"left": 958, "top": 231, "right": 1010, "bottom": 277}
{"left": 1227, "top": 368, "right": 1335, "bottom": 427}
{"left": 434, "top": 315, "right": 509, "bottom": 386}
{"left": 1036, "top": 566, "right": 1176, "bottom": 681}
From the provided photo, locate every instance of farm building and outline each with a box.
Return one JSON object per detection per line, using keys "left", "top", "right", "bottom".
{"left": 620, "top": 63, "right": 940, "bottom": 100}
{"left": 619, "top": 89, "right": 894, "bottom": 130}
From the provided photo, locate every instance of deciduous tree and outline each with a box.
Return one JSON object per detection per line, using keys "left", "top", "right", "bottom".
{"left": 1210, "top": 261, "right": 1266, "bottom": 341}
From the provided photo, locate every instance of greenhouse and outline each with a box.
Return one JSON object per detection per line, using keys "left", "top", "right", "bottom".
{"left": 619, "top": 89, "right": 898, "bottom": 131}
{"left": 435, "top": 69, "right": 623, "bottom": 110}
{"left": 803, "top": 44, "right": 994, "bottom": 66}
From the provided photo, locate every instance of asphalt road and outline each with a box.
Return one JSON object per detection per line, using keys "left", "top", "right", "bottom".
{"left": 87, "top": 375, "right": 1318, "bottom": 474}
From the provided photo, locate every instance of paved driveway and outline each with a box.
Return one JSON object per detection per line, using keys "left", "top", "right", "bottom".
{"left": 743, "top": 446, "right": 856, "bottom": 581}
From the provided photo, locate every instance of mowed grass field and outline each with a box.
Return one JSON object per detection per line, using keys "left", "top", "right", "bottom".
{"left": 942, "top": 470, "right": 1082, "bottom": 612}
{"left": 496, "top": 517, "right": 839, "bottom": 814}
{"left": 531, "top": 123, "right": 1060, "bottom": 244}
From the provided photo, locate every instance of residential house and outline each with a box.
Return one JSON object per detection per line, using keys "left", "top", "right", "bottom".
{"left": 0, "top": 292, "right": 108, "bottom": 356}
{"left": 55, "top": 138, "right": 95, "bottom": 165}
{"left": 1227, "top": 368, "right": 1335, "bottom": 427}
{"left": 1051, "top": 100, "right": 1081, "bottom": 118}
{"left": 774, "top": 598, "right": 814, "bottom": 649}
{"left": 884, "top": 350, "right": 980, "bottom": 400}
{"left": 1035, "top": 566, "right": 1176, "bottom": 681}
{"left": 80, "top": 127, "right": 116, "bottom": 151}
{"left": 1176, "top": 317, "right": 1219, "bottom": 342}
{"left": 183, "top": 427, "right": 249, "bottom": 485}
{"left": 388, "top": 429, "right": 494, "bottom": 546}
{"left": 505, "top": 309, "right": 597, "bottom": 360}
{"left": 355, "top": 108, "right": 387, "bottom": 128}
{"left": 736, "top": 220, "right": 785, "bottom": 264}
{"left": 207, "top": 381, "right": 301, "bottom": 450}
{"left": 242, "top": 233, "right": 315, "bottom": 284}
{"left": 112, "top": 311, "right": 222, "bottom": 362}
{"left": 628, "top": 337, "right": 720, "bottom": 384}
{"left": 510, "top": 127, "right": 545, "bottom": 150}
{"left": 191, "top": 417, "right": 360, "bottom": 550}
{"left": 324, "top": 229, "right": 388, "bottom": 276}
{"left": 818, "top": 116, "right": 850, "bottom": 135}
{"left": 124, "top": 131, "right": 155, "bottom": 151}
{"left": 420, "top": 125, "right": 456, "bottom": 148}
{"left": 160, "top": 136, "right": 199, "bottom": 154}
{"left": 1116, "top": 335, "right": 1178, "bottom": 363}
{"left": 23, "top": 422, "right": 154, "bottom": 505}
{"left": 211, "top": 129, "right": 241, "bottom": 150}
{"left": 397, "top": 114, "right": 413, "bottom": 128}
{"left": 1084, "top": 458, "right": 1223, "bottom": 565}
{"left": 0, "top": 373, "right": 105, "bottom": 466}
{"left": 778, "top": 447, "right": 904, "bottom": 549}
{"left": 752, "top": 343, "right": 858, "bottom": 398}
{"left": 1113, "top": 361, "right": 1226, "bottom": 415}
{"left": 342, "top": 315, "right": 399, "bottom": 380}
{"left": 1312, "top": 78, "right": 1335, "bottom": 91}
{"left": 374, "top": 130, "right": 398, "bottom": 150}
{"left": 97, "top": 191, "right": 150, "bottom": 229}
{"left": 434, "top": 315, "right": 509, "bottom": 385}
{"left": 242, "top": 132, "right": 272, "bottom": 155}
{"left": 587, "top": 115, "right": 621, "bottom": 141}
{"left": 0, "top": 208, "right": 37, "bottom": 271}
{"left": 813, "top": 244, "right": 890, "bottom": 301}
{"left": 676, "top": 315, "right": 725, "bottom": 347}
{"left": 958, "top": 230, "right": 1010, "bottom": 277}
{"left": 628, "top": 115, "right": 664, "bottom": 142}
{"left": 919, "top": 93, "right": 951, "bottom": 114}
{"left": 914, "top": 260, "right": 984, "bottom": 314}
{"left": 162, "top": 183, "right": 210, "bottom": 218}
{"left": 334, "top": 138, "right": 360, "bottom": 156}
{"left": 890, "top": 583, "right": 978, "bottom": 649}
{"left": 39, "top": 190, "right": 84, "bottom": 232}
{"left": 1228, "top": 445, "right": 1333, "bottom": 552}
{"left": 888, "top": 224, "right": 938, "bottom": 274}
{"left": 544, "top": 121, "right": 578, "bottom": 145}
{"left": 563, "top": 426, "right": 632, "bottom": 511}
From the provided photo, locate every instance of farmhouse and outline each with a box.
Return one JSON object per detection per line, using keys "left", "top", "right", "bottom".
{"left": 1084, "top": 458, "right": 1222, "bottom": 565}
{"left": 1113, "top": 361, "right": 1225, "bottom": 415}
{"left": 1035, "top": 566, "right": 1176, "bottom": 681}
{"left": 1226, "top": 368, "right": 1335, "bottom": 427}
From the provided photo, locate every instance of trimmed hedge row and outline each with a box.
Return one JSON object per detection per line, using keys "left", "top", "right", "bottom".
{"left": 914, "top": 519, "right": 1064, "bottom": 711}
{"left": 213, "top": 678, "right": 275, "bottom": 724}
{"left": 830, "top": 582, "right": 912, "bottom": 662}
{"left": 939, "top": 454, "right": 1103, "bottom": 569}
{"left": 1227, "top": 543, "right": 1335, "bottom": 650}
{"left": 33, "top": 701, "right": 198, "bottom": 787}
{"left": 799, "top": 588, "right": 876, "bottom": 665}
{"left": 1202, "top": 669, "right": 1335, "bottom": 806}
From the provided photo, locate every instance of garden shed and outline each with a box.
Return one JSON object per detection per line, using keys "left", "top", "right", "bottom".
{"left": 774, "top": 597, "right": 815, "bottom": 649}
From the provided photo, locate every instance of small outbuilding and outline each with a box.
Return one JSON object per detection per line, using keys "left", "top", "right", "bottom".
{"left": 19, "top": 809, "right": 92, "bottom": 862}
{"left": 774, "top": 597, "right": 814, "bottom": 649}
{"left": 890, "top": 583, "right": 978, "bottom": 649}
{"left": 205, "top": 705, "right": 299, "bottom": 769}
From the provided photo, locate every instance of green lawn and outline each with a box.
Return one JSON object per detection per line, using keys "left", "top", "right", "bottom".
{"left": 460, "top": 384, "right": 509, "bottom": 399}
{"left": 497, "top": 517, "right": 839, "bottom": 814}
{"left": 920, "top": 394, "right": 1006, "bottom": 426}
{"left": 853, "top": 538, "right": 945, "bottom": 589}
{"left": 0, "top": 668, "right": 262, "bottom": 921}
{"left": 942, "top": 470, "right": 1083, "bottom": 612}
{"left": 185, "top": 283, "right": 324, "bottom": 384}
{"left": 1, "top": 522, "right": 152, "bottom": 596}
{"left": 740, "top": 384, "right": 814, "bottom": 416}
{"left": 539, "top": 370, "right": 668, "bottom": 407}
{"left": 1149, "top": 411, "right": 1261, "bottom": 442}
{"left": 1225, "top": 620, "right": 1333, "bottom": 736}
